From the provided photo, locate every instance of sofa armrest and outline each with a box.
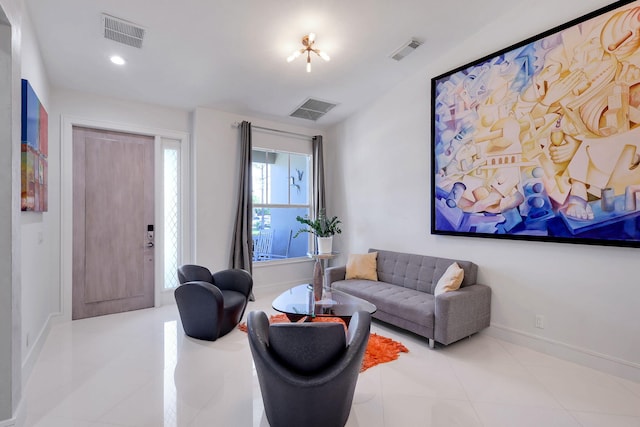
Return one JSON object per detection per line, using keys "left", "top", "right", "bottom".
{"left": 434, "top": 284, "right": 491, "bottom": 345}
{"left": 325, "top": 266, "right": 346, "bottom": 288}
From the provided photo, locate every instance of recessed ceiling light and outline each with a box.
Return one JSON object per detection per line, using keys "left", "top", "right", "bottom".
{"left": 110, "top": 55, "right": 126, "bottom": 65}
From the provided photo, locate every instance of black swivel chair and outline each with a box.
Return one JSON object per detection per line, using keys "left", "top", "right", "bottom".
{"left": 247, "top": 310, "right": 371, "bottom": 427}
{"left": 175, "top": 264, "right": 253, "bottom": 341}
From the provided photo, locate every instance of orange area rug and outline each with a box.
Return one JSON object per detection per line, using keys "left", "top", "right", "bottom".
{"left": 238, "top": 314, "right": 408, "bottom": 372}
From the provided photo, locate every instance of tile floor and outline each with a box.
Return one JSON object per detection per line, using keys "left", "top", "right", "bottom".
{"left": 22, "top": 288, "right": 640, "bottom": 427}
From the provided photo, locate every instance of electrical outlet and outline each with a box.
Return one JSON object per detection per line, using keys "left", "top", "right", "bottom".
{"left": 535, "top": 315, "right": 544, "bottom": 329}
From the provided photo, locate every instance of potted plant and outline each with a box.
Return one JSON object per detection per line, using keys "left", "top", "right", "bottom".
{"left": 294, "top": 209, "right": 342, "bottom": 254}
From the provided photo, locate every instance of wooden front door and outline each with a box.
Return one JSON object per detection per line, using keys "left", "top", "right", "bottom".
{"left": 72, "top": 126, "right": 155, "bottom": 319}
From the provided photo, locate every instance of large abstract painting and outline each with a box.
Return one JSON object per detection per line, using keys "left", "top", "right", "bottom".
{"left": 431, "top": 0, "right": 640, "bottom": 247}
{"left": 21, "top": 79, "right": 48, "bottom": 212}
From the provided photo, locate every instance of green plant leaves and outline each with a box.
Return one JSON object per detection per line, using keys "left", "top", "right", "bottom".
{"left": 293, "top": 210, "right": 342, "bottom": 238}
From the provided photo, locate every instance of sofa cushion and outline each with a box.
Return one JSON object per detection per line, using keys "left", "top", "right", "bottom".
{"left": 434, "top": 262, "right": 464, "bottom": 296}
{"left": 346, "top": 252, "right": 378, "bottom": 281}
{"left": 369, "top": 249, "right": 477, "bottom": 294}
{"left": 332, "top": 280, "right": 435, "bottom": 329}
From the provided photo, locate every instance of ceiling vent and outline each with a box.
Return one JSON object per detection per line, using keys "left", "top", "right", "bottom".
{"left": 290, "top": 98, "right": 337, "bottom": 121}
{"left": 390, "top": 39, "right": 422, "bottom": 61}
{"left": 102, "top": 13, "right": 146, "bottom": 49}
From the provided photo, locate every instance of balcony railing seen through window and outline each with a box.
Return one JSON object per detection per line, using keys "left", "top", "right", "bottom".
{"left": 252, "top": 149, "right": 310, "bottom": 262}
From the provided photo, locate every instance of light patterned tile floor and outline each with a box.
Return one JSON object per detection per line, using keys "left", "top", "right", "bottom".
{"left": 22, "top": 288, "right": 640, "bottom": 427}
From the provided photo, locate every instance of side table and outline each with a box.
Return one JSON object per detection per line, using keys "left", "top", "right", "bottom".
{"left": 307, "top": 252, "right": 338, "bottom": 300}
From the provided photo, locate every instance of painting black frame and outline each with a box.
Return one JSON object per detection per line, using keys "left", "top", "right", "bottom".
{"left": 431, "top": 0, "right": 640, "bottom": 248}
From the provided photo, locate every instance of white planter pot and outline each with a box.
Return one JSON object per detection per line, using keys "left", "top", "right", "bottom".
{"left": 317, "top": 236, "right": 333, "bottom": 254}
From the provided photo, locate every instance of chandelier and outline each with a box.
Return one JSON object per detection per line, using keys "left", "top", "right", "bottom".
{"left": 287, "top": 33, "right": 330, "bottom": 72}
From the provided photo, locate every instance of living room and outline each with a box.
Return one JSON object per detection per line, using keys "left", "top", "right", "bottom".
{"left": 1, "top": 0, "right": 639, "bottom": 426}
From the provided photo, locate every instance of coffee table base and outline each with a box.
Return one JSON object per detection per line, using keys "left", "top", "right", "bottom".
{"left": 272, "top": 284, "right": 377, "bottom": 326}
{"left": 284, "top": 312, "right": 356, "bottom": 326}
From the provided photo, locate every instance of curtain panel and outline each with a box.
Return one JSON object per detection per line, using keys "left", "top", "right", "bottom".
{"left": 312, "top": 135, "right": 325, "bottom": 218}
{"left": 230, "top": 121, "right": 253, "bottom": 278}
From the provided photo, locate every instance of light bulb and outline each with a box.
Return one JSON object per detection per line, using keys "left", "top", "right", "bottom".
{"left": 287, "top": 50, "right": 301, "bottom": 62}
{"left": 306, "top": 61, "right": 311, "bottom": 73}
{"left": 110, "top": 55, "right": 125, "bottom": 65}
{"left": 308, "top": 33, "right": 316, "bottom": 43}
{"left": 318, "top": 51, "right": 330, "bottom": 61}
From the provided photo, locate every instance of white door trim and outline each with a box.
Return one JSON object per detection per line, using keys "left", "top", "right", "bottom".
{"left": 60, "top": 115, "right": 191, "bottom": 320}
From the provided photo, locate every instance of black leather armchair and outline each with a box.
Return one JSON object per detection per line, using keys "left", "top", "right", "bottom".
{"left": 175, "top": 265, "right": 253, "bottom": 341}
{"left": 247, "top": 310, "right": 371, "bottom": 427}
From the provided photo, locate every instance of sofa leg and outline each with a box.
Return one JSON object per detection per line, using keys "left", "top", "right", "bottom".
{"left": 428, "top": 338, "right": 435, "bottom": 349}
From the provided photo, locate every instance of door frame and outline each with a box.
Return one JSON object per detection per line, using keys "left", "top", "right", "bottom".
{"left": 61, "top": 115, "right": 191, "bottom": 320}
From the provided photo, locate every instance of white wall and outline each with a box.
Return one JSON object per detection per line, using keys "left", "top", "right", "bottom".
{"left": 0, "top": 0, "right": 23, "bottom": 423}
{"left": 326, "top": 0, "right": 640, "bottom": 381}
{"left": 192, "top": 107, "right": 323, "bottom": 293}
{"left": 19, "top": 3, "right": 53, "bottom": 388}
{"left": 53, "top": 89, "right": 191, "bottom": 131}
{"left": 0, "top": 8, "right": 16, "bottom": 424}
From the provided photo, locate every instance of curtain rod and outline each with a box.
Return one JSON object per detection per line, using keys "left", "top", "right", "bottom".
{"left": 232, "top": 122, "right": 314, "bottom": 140}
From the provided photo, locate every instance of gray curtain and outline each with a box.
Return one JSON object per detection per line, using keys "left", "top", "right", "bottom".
{"left": 230, "top": 121, "right": 253, "bottom": 282}
{"left": 312, "top": 135, "right": 326, "bottom": 218}
{"left": 311, "top": 135, "right": 326, "bottom": 255}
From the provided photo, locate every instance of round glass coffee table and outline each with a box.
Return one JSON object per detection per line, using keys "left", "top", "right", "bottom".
{"left": 272, "top": 284, "right": 376, "bottom": 325}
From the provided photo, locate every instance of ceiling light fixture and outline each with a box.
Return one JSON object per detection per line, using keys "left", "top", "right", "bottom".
{"left": 287, "top": 33, "right": 330, "bottom": 73}
{"left": 110, "top": 55, "right": 126, "bottom": 65}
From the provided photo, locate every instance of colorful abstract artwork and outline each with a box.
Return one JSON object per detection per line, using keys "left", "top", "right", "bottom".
{"left": 431, "top": 0, "right": 640, "bottom": 247}
{"left": 21, "top": 79, "right": 48, "bottom": 212}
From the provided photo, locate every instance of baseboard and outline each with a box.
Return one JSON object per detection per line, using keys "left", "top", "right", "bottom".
{"left": 159, "top": 289, "right": 176, "bottom": 306}
{"left": 0, "top": 399, "right": 25, "bottom": 427}
{"left": 485, "top": 323, "right": 640, "bottom": 382}
{"left": 22, "top": 312, "right": 60, "bottom": 388}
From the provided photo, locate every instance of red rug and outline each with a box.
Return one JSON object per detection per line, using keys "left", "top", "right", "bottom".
{"left": 238, "top": 314, "right": 408, "bottom": 372}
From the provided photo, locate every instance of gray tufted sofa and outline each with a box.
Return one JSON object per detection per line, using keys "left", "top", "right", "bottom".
{"left": 326, "top": 249, "right": 491, "bottom": 348}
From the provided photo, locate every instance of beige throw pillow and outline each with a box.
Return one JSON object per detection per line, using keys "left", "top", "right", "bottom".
{"left": 434, "top": 262, "right": 464, "bottom": 296}
{"left": 345, "top": 252, "right": 378, "bottom": 281}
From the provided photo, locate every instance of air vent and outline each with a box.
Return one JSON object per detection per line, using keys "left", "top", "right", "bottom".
{"left": 102, "top": 13, "right": 145, "bottom": 49}
{"left": 390, "top": 38, "right": 422, "bottom": 61}
{"left": 290, "top": 98, "right": 337, "bottom": 121}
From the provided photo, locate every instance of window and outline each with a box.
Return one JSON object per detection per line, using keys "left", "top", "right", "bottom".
{"left": 252, "top": 149, "right": 311, "bottom": 262}
{"left": 163, "top": 144, "right": 181, "bottom": 288}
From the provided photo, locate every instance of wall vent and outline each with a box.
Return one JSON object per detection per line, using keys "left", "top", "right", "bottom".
{"left": 390, "top": 39, "right": 422, "bottom": 61}
{"left": 290, "top": 98, "right": 337, "bottom": 121}
{"left": 102, "top": 13, "right": 146, "bottom": 49}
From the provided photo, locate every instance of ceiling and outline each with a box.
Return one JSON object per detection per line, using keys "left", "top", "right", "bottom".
{"left": 26, "top": 0, "right": 522, "bottom": 128}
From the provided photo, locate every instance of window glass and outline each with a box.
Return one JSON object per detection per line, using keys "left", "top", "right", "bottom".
{"left": 289, "top": 153, "right": 309, "bottom": 205}
{"left": 163, "top": 147, "right": 180, "bottom": 289}
{"left": 252, "top": 149, "right": 310, "bottom": 262}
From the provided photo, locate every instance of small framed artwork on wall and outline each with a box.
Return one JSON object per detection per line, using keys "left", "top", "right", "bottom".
{"left": 21, "top": 79, "right": 48, "bottom": 212}
{"left": 431, "top": 0, "right": 640, "bottom": 248}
